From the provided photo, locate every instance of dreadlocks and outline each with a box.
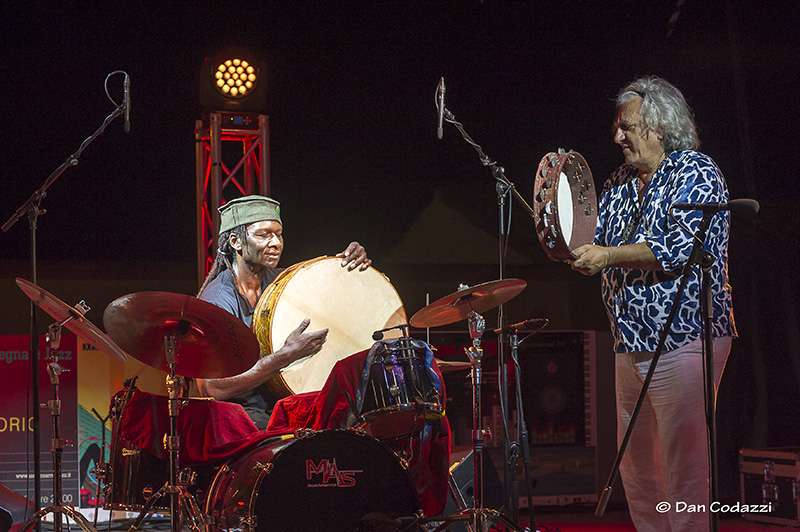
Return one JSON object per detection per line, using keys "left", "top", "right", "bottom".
{"left": 197, "top": 224, "right": 247, "bottom": 297}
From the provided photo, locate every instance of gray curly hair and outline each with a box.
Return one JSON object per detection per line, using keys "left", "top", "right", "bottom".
{"left": 617, "top": 76, "right": 700, "bottom": 153}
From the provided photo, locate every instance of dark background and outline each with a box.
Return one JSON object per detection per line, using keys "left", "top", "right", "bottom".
{"left": 1, "top": 1, "right": 798, "bottom": 501}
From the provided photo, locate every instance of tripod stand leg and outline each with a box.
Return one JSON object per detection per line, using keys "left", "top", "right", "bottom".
{"left": 179, "top": 486, "right": 207, "bottom": 532}
{"left": 60, "top": 505, "right": 100, "bottom": 532}
{"left": 126, "top": 485, "right": 169, "bottom": 532}
{"left": 18, "top": 505, "right": 99, "bottom": 532}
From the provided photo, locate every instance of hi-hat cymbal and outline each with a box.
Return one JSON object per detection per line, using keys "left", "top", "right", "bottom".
{"left": 103, "top": 291, "right": 259, "bottom": 379}
{"left": 410, "top": 279, "right": 527, "bottom": 328}
{"left": 16, "top": 278, "right": 127, "bottom": 361}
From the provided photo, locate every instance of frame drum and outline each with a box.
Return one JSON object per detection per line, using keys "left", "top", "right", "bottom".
{"left": 533, "top": 150, "right": 597, "bottom": 261}
{"left": 253, "top": 256, "right": 407, "bottom": 397}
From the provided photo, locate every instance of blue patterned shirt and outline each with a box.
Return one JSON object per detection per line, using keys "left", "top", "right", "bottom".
{"left": 595, "top": 150, "right": 736, "bottom": 353}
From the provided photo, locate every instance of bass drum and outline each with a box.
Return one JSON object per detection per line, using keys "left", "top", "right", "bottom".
{"left": 533, "top": 150, "right": 597, "bottom": 261}
{"left": 205, "top": 430, "right": 420, "bottom": 532}
{"left": 253, "top": 256, "right": 407, "bottom": 398}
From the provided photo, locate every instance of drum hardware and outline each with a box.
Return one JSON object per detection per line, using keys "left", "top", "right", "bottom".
{"left": 118, "top": 337, "right": 207, "bottom": 532}
{"left": 410, "top": 282, "right": 528, "bottom": 532}
{"left": 88, "top": 407, "right": 110, "bottom": 528}
{"left": 14, "top": 280, "right": 129, "bottom": 532}
{"left": 17, "top": 322, "right": 98, "bottom": 532}
{"left": 102, "top": 292, "right": 260, "bottom": 532}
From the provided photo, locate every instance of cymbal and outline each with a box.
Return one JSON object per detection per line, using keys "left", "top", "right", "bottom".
{"left": 410, "top": 279, "right": 527, "bottom": 328}
{"left": 103, "top": 291, "right": 259, "bottom": 379}
{"left": 16, "top": 278, "right": 127, "bottom": 361}
{"left": 434, "top": 358, "right": 472, "bottom": 372}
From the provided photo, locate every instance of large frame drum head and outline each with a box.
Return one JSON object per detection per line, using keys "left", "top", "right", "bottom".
{"left": 253, "top": 257, "right": 407, "bottom": 397}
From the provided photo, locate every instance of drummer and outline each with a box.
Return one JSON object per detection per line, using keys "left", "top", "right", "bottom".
{"left": 195, "top": 195, "right": 371, "bottom": 429}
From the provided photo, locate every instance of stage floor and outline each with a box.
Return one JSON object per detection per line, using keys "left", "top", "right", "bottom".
{"left": 526, "top": 504, "right": 792, "bottom": 531}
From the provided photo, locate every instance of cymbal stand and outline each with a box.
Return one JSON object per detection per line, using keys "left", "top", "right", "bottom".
{"left": 19, "top": 319, "right": 99, "bottom": 532}
{"left": 125, "top": 334, "right": 206, "bottom": 532}
{"left": 432, "top": 310, "right": 522, "bottom": 532}
{"left": 89, "top": 407, "right": 110, "bottom": 528}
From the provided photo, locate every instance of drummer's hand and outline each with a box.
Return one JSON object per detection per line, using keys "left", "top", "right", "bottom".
{"left": 282, "top": 318, "right": 328, "bottom": 361}
{"left": 336, "top": 241, "right": 371, "bottom": 271}
{"left": 571, "top": 244, "right": 609, "bottom": 276}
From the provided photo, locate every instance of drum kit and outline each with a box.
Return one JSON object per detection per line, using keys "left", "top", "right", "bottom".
{"left": 12, "top": 160, "right": 598, "bottom": 532}
{"left": 11, "top": 266, "right": 545, "bottom": 532}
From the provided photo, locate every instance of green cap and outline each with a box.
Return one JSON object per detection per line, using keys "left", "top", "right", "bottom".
{"left": 218, "top": 195, "right": 281, "bottom": 233}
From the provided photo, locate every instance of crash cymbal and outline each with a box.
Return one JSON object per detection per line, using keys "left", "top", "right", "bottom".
{"left": 434, "top": 358, "right": 472, "bottom": 372}
{"left": 16, "top": 278, "right": 127, "bottom": 361}
{"left": 409, "top": 279, "right": 527, "bottom": 328}
{"left": 103, "top": 291, "right": 259, "bottom": 379}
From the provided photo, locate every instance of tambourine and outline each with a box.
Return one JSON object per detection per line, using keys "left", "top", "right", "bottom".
{"left": 533, "top": 149, "right": 597, "bottom": 261}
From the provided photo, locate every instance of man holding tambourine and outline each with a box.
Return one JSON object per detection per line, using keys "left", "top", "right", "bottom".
{"left": 569, "top": 76, "right": 735, "bottom": 532}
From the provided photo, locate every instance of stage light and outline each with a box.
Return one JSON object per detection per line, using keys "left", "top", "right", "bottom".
{"left": 200, "top": 47, "right": 267, "bottom": 112}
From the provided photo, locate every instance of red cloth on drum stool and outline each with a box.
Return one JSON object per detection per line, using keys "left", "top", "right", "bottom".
{"left": 266, "top": 350, "right": 452, "bottom": 518}
{"left": 266, "top": 390, "right": 318, "bottom": 431}
{"left": 117, "top": 389, "right": 270, "bottom": 465}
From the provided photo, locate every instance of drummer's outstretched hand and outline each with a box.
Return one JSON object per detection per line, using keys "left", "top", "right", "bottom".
{"left": 336, "top": 241, "right": 371, "bottom": 271}
{"left": 282, "top": 318, "right": 329, "bottom": 361}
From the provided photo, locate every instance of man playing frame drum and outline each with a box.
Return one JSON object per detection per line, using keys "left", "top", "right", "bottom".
{"left": 194, "top": 195, "right": 370, "bottom": 429}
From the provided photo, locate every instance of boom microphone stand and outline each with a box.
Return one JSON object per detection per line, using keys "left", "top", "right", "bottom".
{"left": 436, "top": 80, "right": 540, "bottom": 527}
{"left": 1, "top": 71, "right": 128, "bottom": 529}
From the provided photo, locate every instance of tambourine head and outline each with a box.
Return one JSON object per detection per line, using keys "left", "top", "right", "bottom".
{"left": 532, "top": 150, "right": 597, "bottom": 262}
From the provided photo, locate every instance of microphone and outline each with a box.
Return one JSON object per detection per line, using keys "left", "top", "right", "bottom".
{"left": 124, "top": 74, "right": 131, "bottom": 133}
{"left": 437, "top": 77, "right": 445, "bottom": 140}
{"left": 672, "top": 198, "right": 759, "bottom": 216}
{"left": 372, "top": 324, "right": 409, "bottom": 341}
{"left": 489, "top": 318, "right": 549, "bottom": 337}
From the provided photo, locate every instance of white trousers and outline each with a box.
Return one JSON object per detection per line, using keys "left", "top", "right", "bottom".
{"left": 615, "top": 336, "right": 732, "bottom": 532}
